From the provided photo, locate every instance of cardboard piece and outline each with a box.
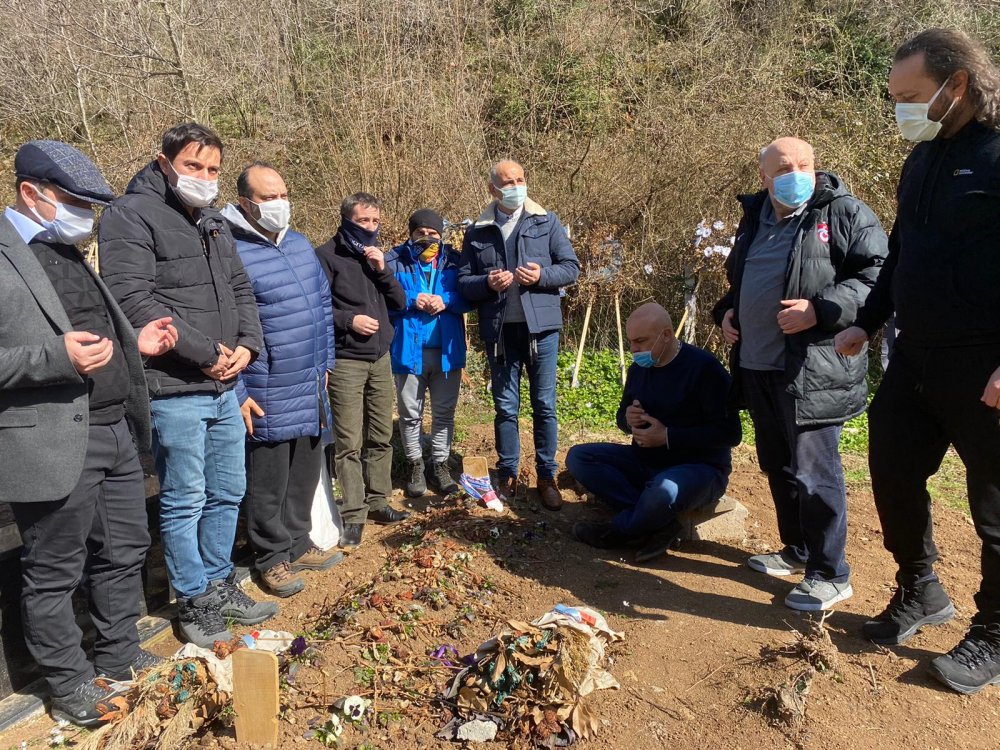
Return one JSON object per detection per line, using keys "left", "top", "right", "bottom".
{"left": 232, "top": 649, "right": 280, "bottom": 747}
{"left": 462, "top": 456, "right": 490, "bottom": 478}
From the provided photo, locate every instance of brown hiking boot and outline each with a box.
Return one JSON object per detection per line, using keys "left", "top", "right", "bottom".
{"left": 260, "top": 561, "right": 305, "bottom": 598}
{"left": 291, "top": 545, "right": 345, "bottom": 572}
{"left": 538, "top": 478, "right": 563, "bottom": 511}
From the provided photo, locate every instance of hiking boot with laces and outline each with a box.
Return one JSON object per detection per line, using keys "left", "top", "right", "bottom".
{"left": 291, "top": 545, "right": 344, "bottom": 572}
{"left": 406, "top": 459, "right": 427, "bottom": 497}
{"left": 177, "top": 588, "right": 232, "bottom": 648}
{"left": 929, "top": 624, "right": 1000, "bottom": 695}
{"left": 863, "top": 577, "right": 955, "bottom": 645}
{"left": 427, "top": 461, "right": 459, "bottom": 495}
{"left": 51, "top": 677, "right": 125, "bottom": 727}
{"left": 99, "top": 648, "right": 165, "bottom": 682}
{"left": 213, "top": 572, "right": 279, "bottom": 625}
{"left": 260, "top": 561, "right": 306, "bottom": 598}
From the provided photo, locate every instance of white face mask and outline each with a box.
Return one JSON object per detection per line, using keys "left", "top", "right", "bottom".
{"left": 31, "top": 190, "right": 95, "bottom": 245}
{"left": 165, "top": 158, "right": 219, "bottom": 207}
{"left": 248, "top": 198, "right": 291, "bottom": 232}
{"left": 895, "top": 77, "right": 959, "bottom": 142}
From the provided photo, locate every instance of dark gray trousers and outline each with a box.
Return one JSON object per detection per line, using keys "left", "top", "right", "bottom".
{"left": 11, "top": 418, "right": 149, "bottom": 698}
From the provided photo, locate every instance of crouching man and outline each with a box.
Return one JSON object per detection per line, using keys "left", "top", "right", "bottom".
{"left": 567, "top": 303, "right": 741, "bottom": 562}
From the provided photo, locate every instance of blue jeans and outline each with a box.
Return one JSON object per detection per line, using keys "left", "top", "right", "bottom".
{"left": 742, "top": 368, "right": 850, "bottom": 583}
{"left": 566, "top": 443, "right": 727, "bottom": 537}
{"left": 486, "top": 325, "right": 559, "bottom": 480}
{"left": 150, "top": 390, "right": 246, "bottom": 598}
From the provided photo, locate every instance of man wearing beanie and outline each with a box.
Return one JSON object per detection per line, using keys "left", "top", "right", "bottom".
{"left": 386, "top": 209, "right": 470, "bottom": 498}
{"left": 0, "top": 141, "right": 178, "bottom": 724}
{"left": 315, "top": 193, "right": 408, "bottom": 549}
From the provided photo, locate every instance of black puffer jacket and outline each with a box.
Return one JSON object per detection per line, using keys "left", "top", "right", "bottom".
{"left": 712, "top": 172, "right": 889, "bottom": 426}
{"left": 98, "top": 162, "right": 262, "bottom": 396}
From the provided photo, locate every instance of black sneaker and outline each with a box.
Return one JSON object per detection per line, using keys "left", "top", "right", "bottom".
{"left": 427, "top": 461, "right": 459, "bottom": 495}
{"left": 341, "top": 522, "right": 364, "bottom": 549}
{"left": 862, "top": 578, "right": 955, "bottom": 645}
{"left": 178, "top": 589, "right": 232, "bottom": 647}
{"left": 634, "top": 519, "right": 684, "bottom": 563}
{"left": 99, "top": 649, "right": 165, "bottom": 682}
{"left": 213, "top": 573, "right": 279, "bottom": 625}
{"left": 406, "top": 459, "right": 427, "bottom": 497}
{"left": 929, "top": 624, "right": 1000, "bottom": 695}
{"left": 51, "top": 678, "right": 123, "bottom": 727}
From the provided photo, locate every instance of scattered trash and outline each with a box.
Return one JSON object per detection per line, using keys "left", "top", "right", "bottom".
{"left": 459, "top": 473, "right": 504, "bottom": 512}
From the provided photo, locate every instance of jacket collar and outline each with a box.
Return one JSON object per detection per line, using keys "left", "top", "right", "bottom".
{"left": 473, "top": 197, "right": 547, "bottom": 227}
{"left": 221, "top": 203, "right": 288, "bottom": 245}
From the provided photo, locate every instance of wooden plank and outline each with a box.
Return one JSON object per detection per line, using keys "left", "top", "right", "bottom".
{"left": 462, "top": 456, "right": 489, "bottom": 479}
{"left": 232, "top": 649, "right": 280, "bottom": 747}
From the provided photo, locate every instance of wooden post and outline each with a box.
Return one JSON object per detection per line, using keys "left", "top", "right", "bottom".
{"left": 571, "top": 297, "right": 594, "bottom": 388}
{"left": 614, "top": 294, "right": 626, "bottom": 385}
{"left": 233, "top": 649, "right": 280, "bottom": 747}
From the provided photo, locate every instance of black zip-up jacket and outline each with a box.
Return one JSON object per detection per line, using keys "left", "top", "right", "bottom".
{"left": 854, "top": 120, "right": 1000, "bottom": 346}
{"left": 98, "top": 162, "right": 263, "bottom": 397}
{"left": 713, "top": 172, "right": 888, "bottom": 426}
{"left": 314, "top": 229, "right": 406, "bottom": 362}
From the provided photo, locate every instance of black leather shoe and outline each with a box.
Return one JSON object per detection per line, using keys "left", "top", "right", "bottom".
{"left": 367, "top": 506, "right": 412, "bottom": 525}
{"left": 341, "top": 523, "right": 365, "bottom": 549}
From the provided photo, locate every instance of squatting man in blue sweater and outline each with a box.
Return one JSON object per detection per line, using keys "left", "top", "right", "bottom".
{"left": 566, "top": 303, "right": 741, "bottom": 563}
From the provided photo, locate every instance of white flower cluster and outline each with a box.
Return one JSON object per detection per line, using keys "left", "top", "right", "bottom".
{"left": 694, "top": 219, "right": 734, "bottom": 259}
{"left": 703, "top": 245, "right": 731, "bottom": 258}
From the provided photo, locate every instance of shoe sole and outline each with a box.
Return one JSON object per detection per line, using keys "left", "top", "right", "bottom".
{"left": 928, "top": 660, "right": 1000, "bottom": 695}
{"left": 785, "top": 584, "right": 854, "bottom": 611}
{"left": 291, "top": 551, "right": 345, "bottom": 572}
{"left": 51, "top": 708, "right": 105, "bottom": 728}
{"left": 262, "top": 581, "right": 305, "bottom": 598}
{"left": 406, "top": 487, "right": 427, "bottom": 498}
{"left": 865, "top": 603, "right": 957, "bottom": 645}
{"left": 747, "top": 559, "right": 806, "bottom": 577}
{"left": 366, "top": 516, "right": 409, "bottom": 526}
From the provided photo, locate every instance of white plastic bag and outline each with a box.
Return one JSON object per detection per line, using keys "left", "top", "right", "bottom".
{"left": 309, "top": 461, "right": 342, "bottom": 550}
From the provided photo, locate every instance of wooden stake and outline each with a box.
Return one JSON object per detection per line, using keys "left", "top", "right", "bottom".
{"left": 571, "top": 297, "right": 594, "bottom": 388}
{"left": 675, "top": 306, "right": 690, "bottom": 340}
{"left": 614, "top": 294, "right": 626, "bottom": 385}
{"left": 233, "top": 649, "right": 280, "bottom": 747}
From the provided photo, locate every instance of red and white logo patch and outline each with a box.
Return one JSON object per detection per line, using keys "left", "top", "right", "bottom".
{"left": 816, "top": 222, "right": 830, "bottom": 244}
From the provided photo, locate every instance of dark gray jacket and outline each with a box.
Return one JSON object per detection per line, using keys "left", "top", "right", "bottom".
{"left": 458, "top": 198, "right": 580, "bottom": 343}
{"left": 712, "top": 172, "right": 889, "bottom": 426}
{"left": 98, "top": 162, "right": 262, "bottom": 397}
{"left": 0, "top": 215, "right": 150, "bottom": 504}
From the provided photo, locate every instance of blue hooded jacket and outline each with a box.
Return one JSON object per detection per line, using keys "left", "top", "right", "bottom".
{"left": 384, "top": 240, "right": 470, "bottom": 375}
{"left": 222, "top": 204, "right": 335, "bottom": 443}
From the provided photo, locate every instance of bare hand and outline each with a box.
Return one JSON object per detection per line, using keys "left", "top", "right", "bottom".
{"left": 514, "top": 262, "right": 542, "bottom": 286}
{"left": 64, "top": 331, "right": 114, "bottom": 375}
{"left": 982, "top": 365, "right": 1000, "bottom": 408}
{"left": 220, "top": 344, "right": 252, "bottom": 380}
{"left": 632, "top": 414, "right": 668, "bottom": 449}
{"left": 488, "top": 269, "right": 514, "bottom": 292}
{"left": 363, "top": 246, "right": 385, "bottom": 272}
{"left": 137, "top": 317, "right": 178, "bottom": 357}
{"left": 240, "top": 396, "right": 265, "bottom": 436}
{"left": 352, "top": 314, "right": 380, "bottom": 336}
{"left": 425, "top": 295, "right": 445, "bottom": 315}
{"left": 625, "top": 399, "right": 650, "bottom": 429}
{"left": 777, "top": 299, "right": 817, "bottom": 334}
{"left": 415, "top": 293, "right": 432, "bottom": 311}
{"left": 721, "top": 309, "right": 740, "bottom": 344}
{"left": 834, "top": 326, "right": 869, "bottom": 356}
{"left": 201, "top": 349, "right": 231, "bottom": 380}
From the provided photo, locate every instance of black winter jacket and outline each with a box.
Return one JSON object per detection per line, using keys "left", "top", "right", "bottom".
{"left": 314, "top": 230, "right": 406, "bottom": 362}
{"left": 98, "top": 162, "right": 263, "bottom": 397}
{"left": 855, "top": 120, "right": 1000, "bottom": 346}
{"left": 712, "top": 172, "right": 889, "bottom": 426}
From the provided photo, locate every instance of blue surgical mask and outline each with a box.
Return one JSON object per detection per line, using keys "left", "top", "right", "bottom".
{"left": 497, "top": 184, "right": 527, "bottom": 211}
{"left": 771, "top": 171, "right": 815, "bottom": 209}
{"left": 632, "top": 332, "right": 663, "bottom": 368}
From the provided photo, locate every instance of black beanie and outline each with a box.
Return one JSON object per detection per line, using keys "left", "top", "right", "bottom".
{"left": 408, "top": 208, "right": 444, "bottom": 236}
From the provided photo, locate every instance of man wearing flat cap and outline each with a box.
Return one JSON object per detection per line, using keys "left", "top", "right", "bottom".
{"left": 386, "top": 209, "right": 470, "bottom": 498}
{"left": 0, "top": 141, "right": 178, "bottom": 725}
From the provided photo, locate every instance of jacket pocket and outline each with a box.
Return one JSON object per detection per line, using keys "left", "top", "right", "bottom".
{"left": 0, "top": 407, "right": 38, "bottom": 428}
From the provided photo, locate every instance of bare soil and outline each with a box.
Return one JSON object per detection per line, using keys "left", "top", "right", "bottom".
{"left": 4, "top": 420, "right": 997, "bottom": 750}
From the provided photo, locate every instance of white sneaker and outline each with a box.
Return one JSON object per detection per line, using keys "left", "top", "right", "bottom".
{"left": 747, "top": 552, "right": 806, "bottom": 577}
{"left": 785, "top": 578, "right": 854, "bottom": 611}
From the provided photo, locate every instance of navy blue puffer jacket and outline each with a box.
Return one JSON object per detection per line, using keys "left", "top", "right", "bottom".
{"left": 223, "top": 205, "right": 335, "bottom": 443}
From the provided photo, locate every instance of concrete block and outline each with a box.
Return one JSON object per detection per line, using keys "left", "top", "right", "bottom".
{"left": 678, "top": 495, "right": 748, "bottom": 542}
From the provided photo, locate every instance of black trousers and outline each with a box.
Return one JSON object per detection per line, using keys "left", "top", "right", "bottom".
{"left": 11, "top": 418, "right": 149, "bottom": 698}
{"left": 245, "top": 435, "right": 322, "bottom": 573}
{"left": 869, "top": 339, "right": 1000, "bottom": 623}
